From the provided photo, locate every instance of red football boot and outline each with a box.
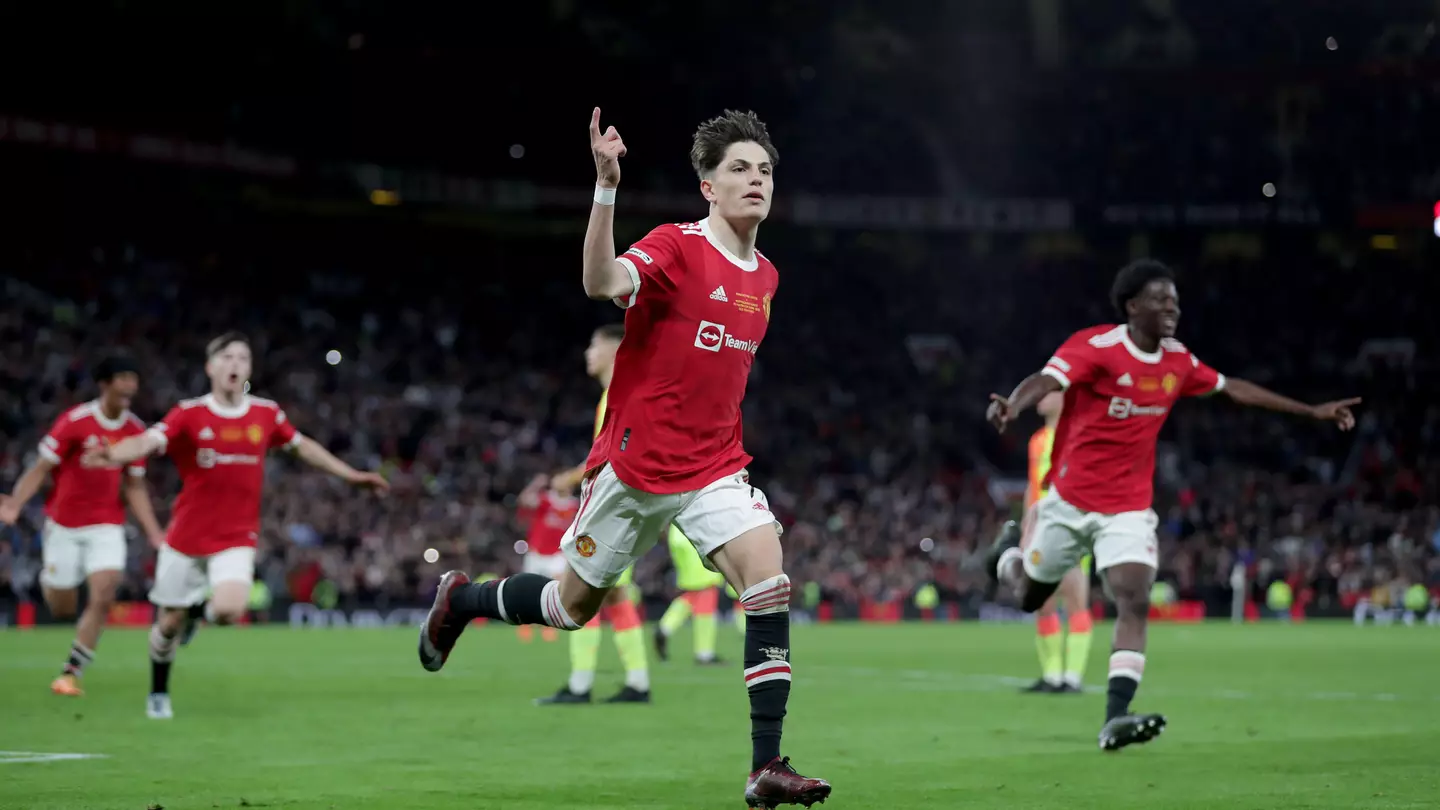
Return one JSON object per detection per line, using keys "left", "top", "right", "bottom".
{"left": 744, "top": 757, "right": 831, "bottom": 809}
{"left": 418, "top": 570, "right": 470, "bottom": 672}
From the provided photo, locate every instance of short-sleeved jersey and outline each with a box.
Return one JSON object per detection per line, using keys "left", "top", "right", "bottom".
{"left": 522, "top": 491, "right": 578, "bottom": 557}
{"left": 585, "top": 218, "right": 778, "bottom": 494}
{"left": 1024, "top": 426, "right": 1054, "bottom": 510}
{"left": 147, "top": 394, "right": 301, "bottom": 556}
{"left": 1041, "top": 325, "right": 1225, "bottom": 514}
{"left": 39, "top": 401, "right": 147, "bottom": 528}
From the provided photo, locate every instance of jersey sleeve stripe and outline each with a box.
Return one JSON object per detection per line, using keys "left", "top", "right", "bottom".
{"left": 37, "top": 444, "right": 61, "bottom": 464}
{"left": 1208, "top": 373, "right": 1227, "bottom": 395}
{"left": 126, "top": 466, "right": 146, "bottom": 477}
{"left": 1040, "top": 365, "right": 1071, "bottom": 389}
{"left": 284, "top": 432, "right": 304, "bottom": 451}
{"left": 614, "top": 257, "right": 641, "bottom": 309}
{"left": 1047, "top": 355, "right": 1072, "bottom": 372}
{"left": 146, "top": 426, "right": 169, "bottom": 452}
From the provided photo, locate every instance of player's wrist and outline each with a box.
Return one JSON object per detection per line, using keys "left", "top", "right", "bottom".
{"left": 593, "top": 183, "right": 617, "bottom": 204}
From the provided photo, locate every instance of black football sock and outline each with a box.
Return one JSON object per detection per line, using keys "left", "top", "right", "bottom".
{"left": 448, "top": 574, "right": 580, "bottom": 629}
{"left": 1106, "top": 650, "right": 1145, "bottom": 721}
{"left": 740, "top": 575, "right": 793, "bottom": 772}
{"left": 149, "top": 624, "right": 178, "bottom": 694}
{"left": 63, "top": 640, "right": 95, "bottom": 677}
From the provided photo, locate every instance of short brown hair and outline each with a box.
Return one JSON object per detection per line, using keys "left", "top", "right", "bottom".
{"left": 594, "top": 323, "right": 625, "bottom": 343}
{"left": 206, "top": 331, "right": 251, "bottom": 358}
{"left": 689, "top": 110, "right": 778, "bottom": 178}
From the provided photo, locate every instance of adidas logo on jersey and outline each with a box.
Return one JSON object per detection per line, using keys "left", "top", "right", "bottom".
{"left": 1117, "top": 373, "right": 1134, "bottom": 387}
{"left": 199, "top": 427, "right": 216, "bottom": 440}
{"left": 710, "top": 286, "right": 728, "bottom": 302}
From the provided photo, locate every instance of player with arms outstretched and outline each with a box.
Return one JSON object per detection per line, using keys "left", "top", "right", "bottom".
{"left": 534, "top": 323, "right": 652, "bottom": 705}
{"left": 984, "top": 260, "right": 1359, "bottom": 751}
{"left": 1018, "top": 392, "right": 1093, "bottom": 694}
{"left": 417, "top": 109, "right": 830, "bottom": 808}
{"left": 0, "top": 355, "right": 166, "bottom": 696}
{"left": 84, "top": 333, "right": 389, "bottom": 719}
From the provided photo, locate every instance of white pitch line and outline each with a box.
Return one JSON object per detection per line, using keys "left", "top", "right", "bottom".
{"left": 0, "top": 751, "right": 109, "bottom": 765}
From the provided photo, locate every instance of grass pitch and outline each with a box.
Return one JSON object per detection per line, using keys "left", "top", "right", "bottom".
{"left": 2, "top": 620, "right": 1436, "bottom": 809}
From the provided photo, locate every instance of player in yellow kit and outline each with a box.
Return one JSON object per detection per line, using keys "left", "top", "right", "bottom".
{"left": 1021, "top": 391, "right": 1093, "bottom": 694}
{"left": 535, "top": 324, "right": 651, "bottom": 704}
{"left": 654, "top": 525, "right": 729, "bottom": 665}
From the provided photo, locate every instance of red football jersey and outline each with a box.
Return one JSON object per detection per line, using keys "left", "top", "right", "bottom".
{"left": 147, "top": 394, "right": 301, "bottom": 556}
{"left": 585, "top": 218, "right": 778, "bottom": 494}
{"left": 39, "top": 401, "right": 147, "bottom": 528}
{"left": 1041, "top": 325, "right": 1225, "bottom": 514}
{"left": 522, "top": 491, "right": 579, "bottom": 557}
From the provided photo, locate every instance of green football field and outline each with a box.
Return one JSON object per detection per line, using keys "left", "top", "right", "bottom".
{"left": 2, "top": 620, "right": 1436, "bottom": 810}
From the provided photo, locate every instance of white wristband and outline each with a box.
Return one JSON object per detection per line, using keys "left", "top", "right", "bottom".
{"left": 594, "top": 185, "right": 616, "bottom": 206}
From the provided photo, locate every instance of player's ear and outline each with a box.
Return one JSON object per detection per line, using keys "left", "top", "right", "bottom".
{"left": 699, "top": 176, "right": 716, "bottom": 203}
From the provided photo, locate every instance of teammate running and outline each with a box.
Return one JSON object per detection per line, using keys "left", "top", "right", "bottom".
{"left": 417, "top": 108, "right": 831, "bottom": 808}
{"left": 1019, "top": 391, "right": 1093, "bottom": 694}
{"left": 654, "top": 524, "right": 729, "bottom": 665}
{"left": 534, "top": 323, "right": 652, "bottom": 705}
{"left": 985, "top": 259, "right": 1359, "bottom": 751}
{"left": 0, "top": 355, "right": 165, "bottom": 696}
{"left": 83, "top": 332, "right": 389, "bottom": 718}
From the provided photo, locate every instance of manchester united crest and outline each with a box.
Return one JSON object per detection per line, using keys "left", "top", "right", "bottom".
{"left": 575, "top": 535, "right": 596, "bottom": 558}
{"left": 762, "top": 293, "right": 772, "bottom": 322}
{"left": 1162, "top": 373, "right": 1178, "bottom": 395}
{"left": 246, "top": 424, "right": 264, "bottom": 445}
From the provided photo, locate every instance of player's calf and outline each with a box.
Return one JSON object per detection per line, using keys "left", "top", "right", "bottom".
{"left": 420, "top": 570, "right": 588, "bottom": 672}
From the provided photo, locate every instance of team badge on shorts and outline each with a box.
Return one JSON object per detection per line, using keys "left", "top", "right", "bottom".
{"left": 575, "top": 536, "right": 596, "bottom": 558}
{"left": 1029, "top": 550, "right": 1043, "bottom": 566}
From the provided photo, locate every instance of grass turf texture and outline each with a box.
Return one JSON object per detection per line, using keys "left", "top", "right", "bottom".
{"left": 2, "top": 621, "right": 1436, "bottom": 809}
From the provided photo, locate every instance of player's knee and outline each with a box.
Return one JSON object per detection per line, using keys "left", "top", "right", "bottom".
{"left": 1110, "top": 583, "right": 1150, "bottom": 620}
{"left": 738, "top": 573, "right": 791, "bottom": 616}
{"left": 43, "top": 588, "right": 79, "bottom": 618}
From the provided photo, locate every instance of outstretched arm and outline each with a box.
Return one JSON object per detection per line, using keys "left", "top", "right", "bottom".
{"left": 84, "top": 432, "right": 165, "bottom": 468}
{"left": 0, "top": 457, "right": 56, "bottom": 524}
{"left": 583, "top": 107, "right": 638, "bottom": 303}
{"left": 293, "top": 436, "right": 391, "bottom": 493}
{"left": 987, "top": 372, "right": 1064, "bottom": 433}
{"left": 1222, "top": 378, "right": 1359, "bottom": 430}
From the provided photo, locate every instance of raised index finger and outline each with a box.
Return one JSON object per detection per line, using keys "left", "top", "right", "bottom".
{"left": 590, "top": 107, "right": 602, "bottom": 140}
{"left": 1336, "top": 397, "right": 1362, "bottom": 408}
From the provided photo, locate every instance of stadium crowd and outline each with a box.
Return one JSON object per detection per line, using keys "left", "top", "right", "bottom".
{"left": 1, "top": 226, "right": 1435, "bottom": 618}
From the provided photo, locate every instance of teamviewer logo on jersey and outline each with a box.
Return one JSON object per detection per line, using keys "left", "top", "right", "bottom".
{"left": 695, "top": 320, "right": 726, "bottom": 352}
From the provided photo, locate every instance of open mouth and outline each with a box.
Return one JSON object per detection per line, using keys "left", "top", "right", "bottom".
{"left": 228, "top": 373, "right": 240, "bottom": 384}
{"left": 743, "top": 192, "right": 765, "bottom": 201}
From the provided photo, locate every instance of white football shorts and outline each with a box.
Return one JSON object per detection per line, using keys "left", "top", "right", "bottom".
{"left": 148, "top": 544, "right": 257, "bottom": 608}
{"left": 1022, "top": 488, "right": 1158, "bottom": 584}
{"left": 560, "top": 464, "right": 781, "bottom": 588}
{"left": 40, "top": 520, "right": 127, "bottom": 589}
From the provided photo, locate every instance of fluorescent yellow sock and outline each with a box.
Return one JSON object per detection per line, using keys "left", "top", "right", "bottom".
{"left": 658, "top": 597, "right": 693, "bottom": 637}
{"left": 1064, "top": 626, "right": 1093, "bottom": 688}
{"left": 1036, "top": 615, "right": 1064, "bottom": 685}
{"left": 611, "top": 628, "right": 650, "bottom": 691}
{"left": 567, "top": 621, "right": 601, "bottom": 694}
{"left": 692, "top": 612, "right": 718, "bottom": 661}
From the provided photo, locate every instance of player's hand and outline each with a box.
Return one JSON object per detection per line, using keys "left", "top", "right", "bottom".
{"left": 146, "top": 529, "right": 166, "bottom": 551}
{"left": 0, "top": 498, "right": 18, "bottom": 526}
{"left": 1310, "top": 397, "right": 1361, "bottom": 431}
{"left": 349, "top": 470, "right": 391, "bottom": 496}
{"left": 590, "top": 107, "right": 626, "bottom": 189}
{"left": 986, "top": 393, "right": 1015, "bottom": 433}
